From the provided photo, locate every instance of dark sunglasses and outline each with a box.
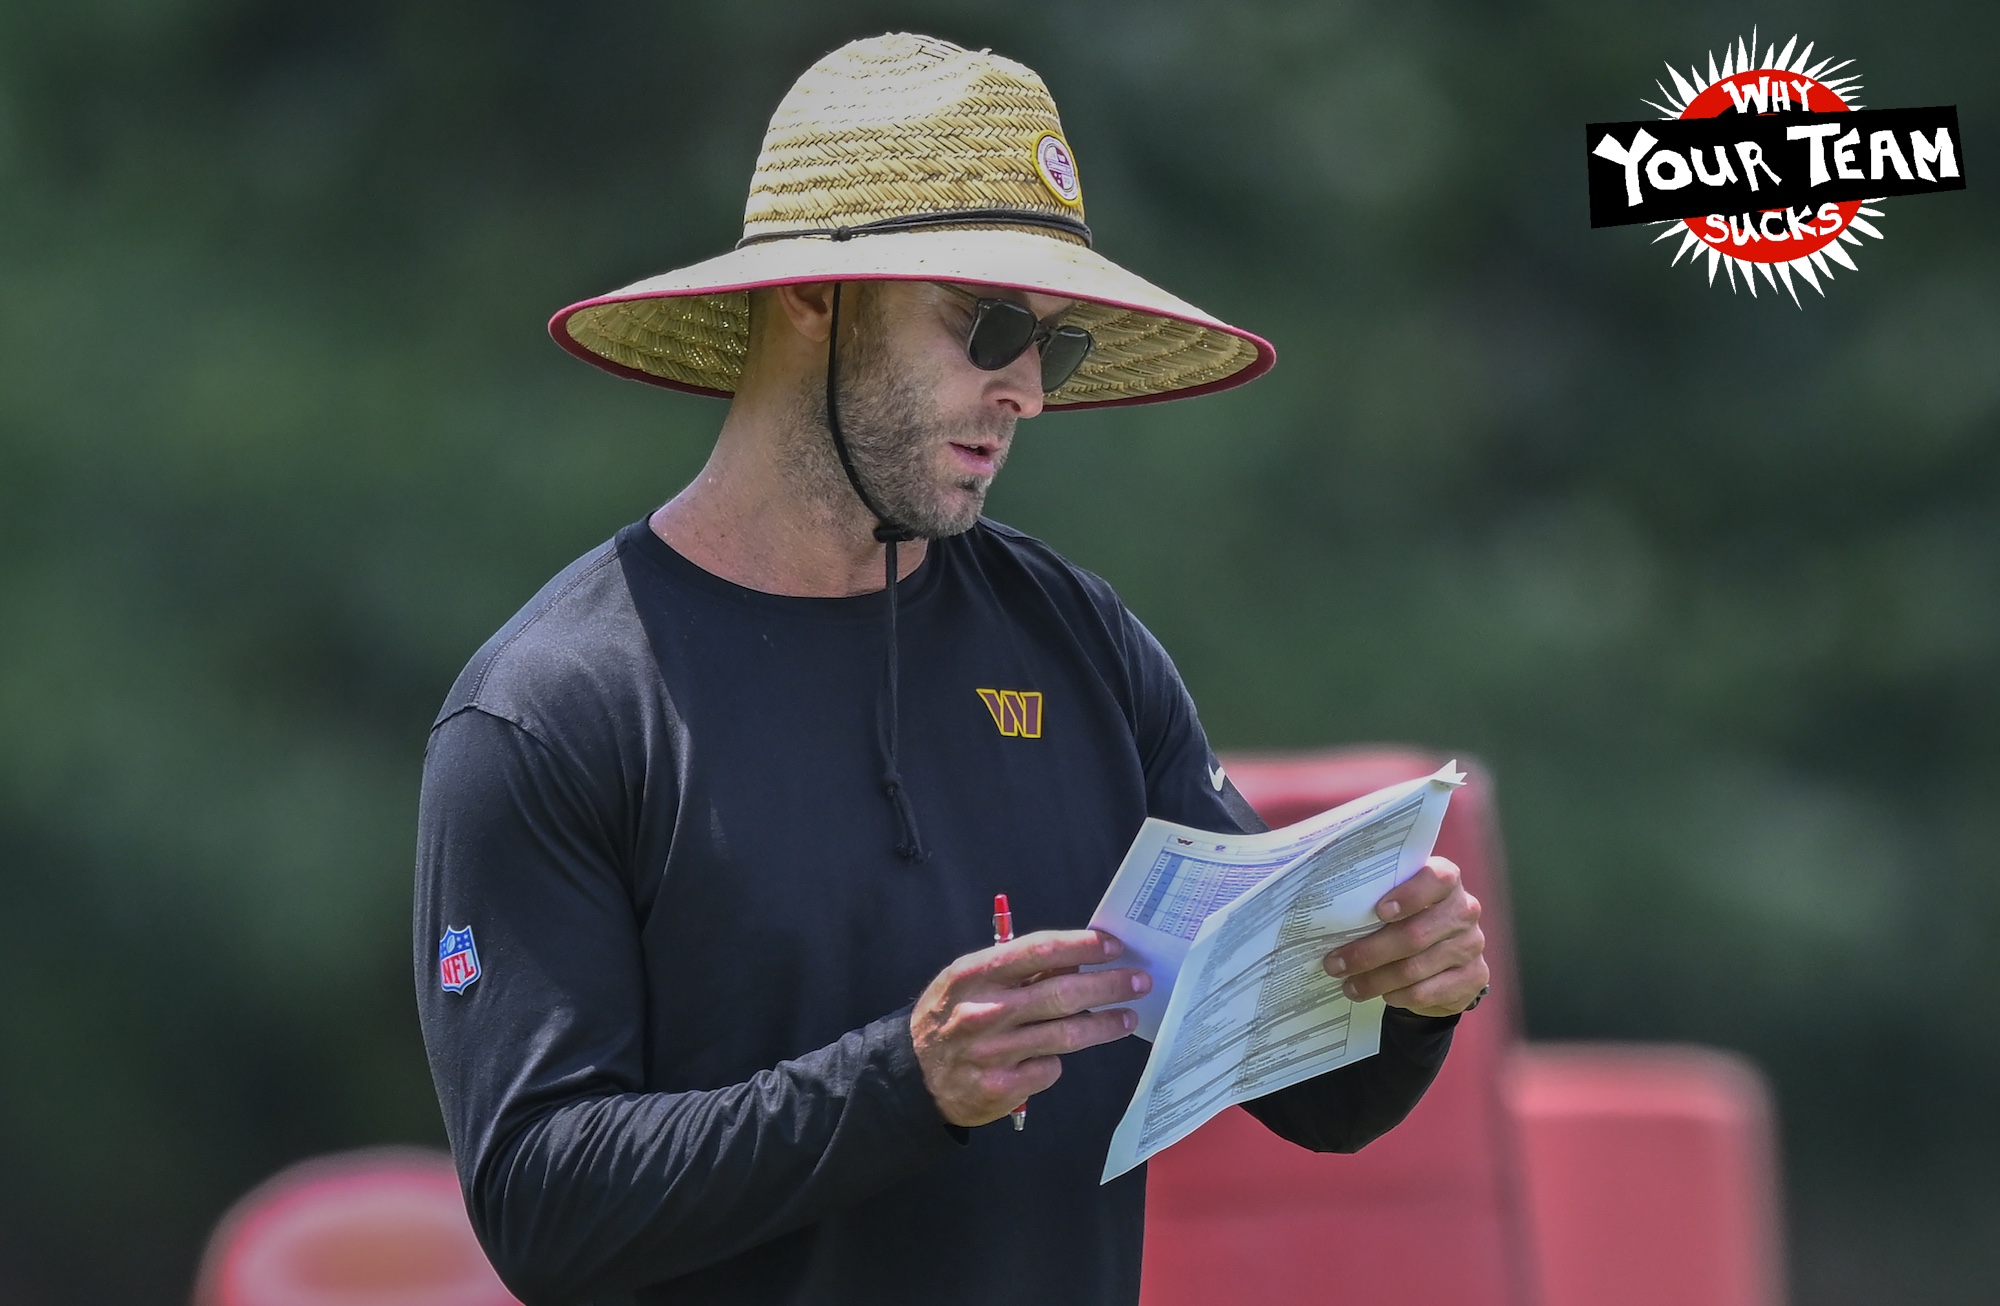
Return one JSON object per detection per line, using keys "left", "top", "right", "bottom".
{"left": 942, "top": 285, "right": 1094, "bottom": 393}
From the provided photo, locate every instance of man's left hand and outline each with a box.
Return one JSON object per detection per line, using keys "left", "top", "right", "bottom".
{"left": 1322, "top": 856, "right": 1488, "bottom": 1017}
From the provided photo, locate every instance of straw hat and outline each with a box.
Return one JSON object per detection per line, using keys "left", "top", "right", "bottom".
{"left": 550, "top": 33, "right": 1275, "bottom": 409}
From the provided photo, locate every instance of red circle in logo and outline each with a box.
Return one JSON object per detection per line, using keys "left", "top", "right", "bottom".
{"left": 1677, "top": 72, "right": 1859, "bottom": 264}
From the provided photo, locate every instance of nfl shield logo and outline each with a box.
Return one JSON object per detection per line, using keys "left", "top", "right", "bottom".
{"left": 438, "top": 926, "right": 481, "bottom": 993}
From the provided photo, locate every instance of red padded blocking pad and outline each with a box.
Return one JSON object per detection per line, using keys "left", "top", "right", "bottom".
{"left": 194, "top": 1148, "right": 521, "bottom": 1306}
{"left": 1140, "top": 750, "right": 1536, "bottom": 1306}
{"left": 1507, "top": 1046, "right": 1783, "bottom": 1306}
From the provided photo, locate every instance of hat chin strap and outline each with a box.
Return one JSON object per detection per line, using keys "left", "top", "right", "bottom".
{"left": 825, "top": 283, "right": 927, "bottom": 863}
{"left": 823, "top": 282, "right": 915, "bottom": 547}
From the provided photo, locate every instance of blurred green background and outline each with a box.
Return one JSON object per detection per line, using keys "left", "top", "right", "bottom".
{"left": 0, "top": 0, "right": 1993, "bottom": 1300}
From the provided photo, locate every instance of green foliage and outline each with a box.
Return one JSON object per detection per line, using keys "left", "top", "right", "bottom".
{"left": 0, "top": 1, "right": 1994, "bottom": 1300}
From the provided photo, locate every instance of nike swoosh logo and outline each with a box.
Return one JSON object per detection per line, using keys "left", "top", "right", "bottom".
{"left": 1208, "top": 764, "right": 1227, "bottom": 792}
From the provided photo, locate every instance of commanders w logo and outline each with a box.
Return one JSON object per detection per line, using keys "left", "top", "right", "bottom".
{"left": 976, "top": 688, "right": 1044, "bottom": 738}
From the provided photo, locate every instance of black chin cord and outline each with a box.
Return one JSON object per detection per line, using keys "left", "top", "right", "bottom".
{"left": 875, "top": 536, "right": 925, "bottom": 862}
{"left": 825, "top": 284, "right": 926, "bottom": 862}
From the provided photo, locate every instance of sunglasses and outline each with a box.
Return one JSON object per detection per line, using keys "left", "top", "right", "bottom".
{"left": 942, "top": 285, "right": 1095, "bottom": 393}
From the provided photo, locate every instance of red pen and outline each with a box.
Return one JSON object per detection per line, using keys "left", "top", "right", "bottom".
{"left": 992, "top": 893, "right": 1028, "bottom": 1132}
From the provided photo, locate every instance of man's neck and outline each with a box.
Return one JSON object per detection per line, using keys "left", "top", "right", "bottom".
{"left": 649, "top": 402, "right": 928, "bottom": 599}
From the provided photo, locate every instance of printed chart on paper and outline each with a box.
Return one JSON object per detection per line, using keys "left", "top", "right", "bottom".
{"left": 1087, "top": 762, "right": 1464, "bottom": 1182}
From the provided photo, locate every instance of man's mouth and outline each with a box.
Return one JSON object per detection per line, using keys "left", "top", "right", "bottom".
{"left": 947, "top": 440, "right": 1001, "bottom": 477}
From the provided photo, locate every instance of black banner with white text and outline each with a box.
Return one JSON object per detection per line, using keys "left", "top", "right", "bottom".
{"left": 1586, "top": 105, "right": 1964, "bottom": 228}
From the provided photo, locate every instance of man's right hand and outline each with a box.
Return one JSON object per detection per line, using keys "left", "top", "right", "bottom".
{"left": 910, "top": 930, "right": 1148, "bottom": 1128}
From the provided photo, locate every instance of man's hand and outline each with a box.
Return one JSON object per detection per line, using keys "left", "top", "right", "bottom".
{"left": 1323, "top": 856, "right": 1488, "bottom": 1017}
{"left": 911, "top": 930, "right": 1148, "bottom": 1127}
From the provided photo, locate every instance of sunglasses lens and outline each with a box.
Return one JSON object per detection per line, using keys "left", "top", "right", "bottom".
{"left": 1039, "top": 327, "right": 1094, "bottom": 392}
{"left": 960, "top": 295, "right": 1094, "bottom": 392}
{"left": 966, "top": 300, "right": 1038, "bottom": 371}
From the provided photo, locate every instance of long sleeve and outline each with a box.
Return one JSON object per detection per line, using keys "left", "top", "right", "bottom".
{"left": 413, "top": 708, "right": 960, "bottom": 1304}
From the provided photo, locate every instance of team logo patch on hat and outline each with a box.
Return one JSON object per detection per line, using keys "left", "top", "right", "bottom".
{"left": 438, "top": 926, "right": 481, "bottom": 993}
{"left": 1034, "top": 133, "right": 1082, "bottom": 206}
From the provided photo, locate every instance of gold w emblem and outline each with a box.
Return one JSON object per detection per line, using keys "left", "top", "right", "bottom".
{"left": 975, "top": 688, "right": 1044, "bottom": 738}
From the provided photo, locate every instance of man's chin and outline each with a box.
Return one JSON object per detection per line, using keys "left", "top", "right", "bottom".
{"left": 925, "top": 511, "right": 985, "bottom": 539}
{"left": 909, "top": 483, "right": 988, "bottom": 538}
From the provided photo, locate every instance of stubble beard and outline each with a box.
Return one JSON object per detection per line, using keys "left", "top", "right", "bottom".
{"left": 781, "top": 293, "right": 1014, "bottom": 540}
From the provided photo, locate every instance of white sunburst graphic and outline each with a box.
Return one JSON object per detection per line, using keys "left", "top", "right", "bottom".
{"left": 1641, "top": 27, "right": 1885, "bottom": 305}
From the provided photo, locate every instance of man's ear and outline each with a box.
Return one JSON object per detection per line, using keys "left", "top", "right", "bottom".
{"left": 772, "top": 281, "right": 838, "bottom": 344}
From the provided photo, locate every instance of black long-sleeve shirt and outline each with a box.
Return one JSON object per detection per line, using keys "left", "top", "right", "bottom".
{"left": 414, "top": 519, "right": 1455, "bottom": 1305}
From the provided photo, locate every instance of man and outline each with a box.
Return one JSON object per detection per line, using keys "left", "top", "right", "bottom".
{"left": 416, "top": 32, "right": 1488, "bottom": 1306}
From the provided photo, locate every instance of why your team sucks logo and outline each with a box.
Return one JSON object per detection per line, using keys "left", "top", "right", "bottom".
{"left": 1584, "top": 28, "right": 1965, "bottom": 303}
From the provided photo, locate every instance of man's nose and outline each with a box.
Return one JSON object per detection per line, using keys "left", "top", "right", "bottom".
{"left": 990, "top": 347, "right": 1047, "bottom": 419}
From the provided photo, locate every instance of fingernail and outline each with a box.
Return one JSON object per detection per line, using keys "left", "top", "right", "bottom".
{"left": 1101, "top": 934, "right": 1124, "bottom": 957}
{"left": 1343, "top": 979, "right": 1360, "bottom": 999}
{"left": 1324, "top": 954, "right": 1346, "bottom": 977}
{"left": 1131, "top": 972, "right": 1152, "bottom": 994}
{"left": 1378, "top": 900, "right": 1401, "bottom": 921}
{"left": 1120, "top": 1008, "right": 1138, "bottom": 1030}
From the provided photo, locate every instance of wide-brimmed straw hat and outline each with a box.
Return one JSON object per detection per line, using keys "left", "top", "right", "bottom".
{"left": 550, "top": 32, "right": 1275, "bottom": 409}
